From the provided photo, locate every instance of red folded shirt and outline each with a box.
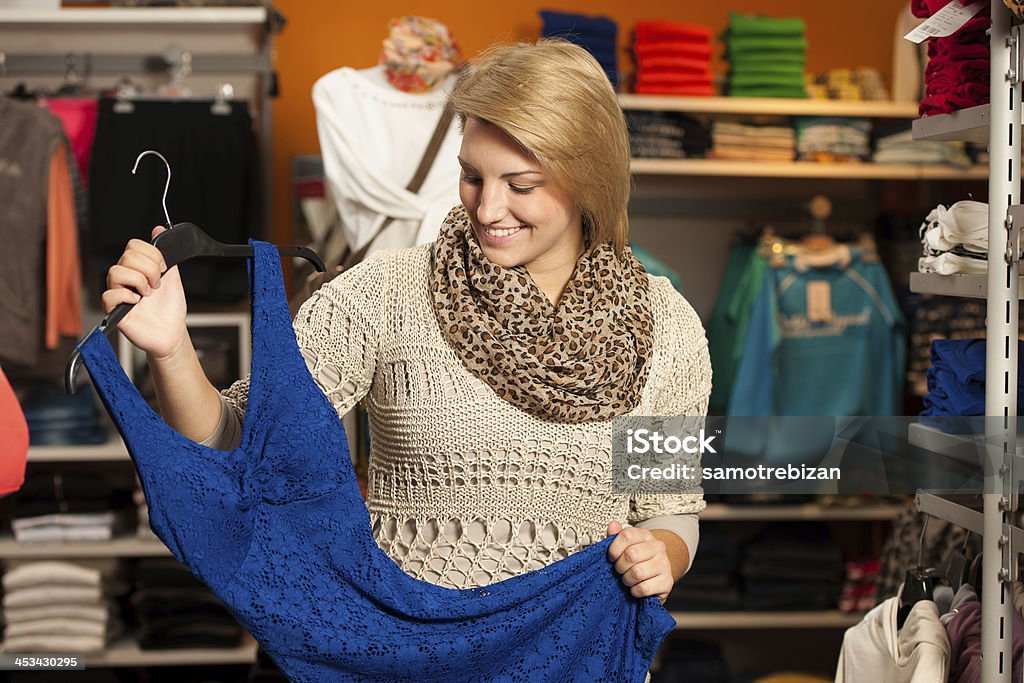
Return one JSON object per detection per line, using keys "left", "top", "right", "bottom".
{"left": 636, "top": 55, "right": 712, "bottom": 73}
{"left": 635, "top": 83, "right": 715, "bottom": 96}
{"left": 634, "top": 41, "right": 713, "bottom": 60}
{"left": 636, "top": 72, "right": 714, "bottom": 87}
{"left": 635, "top": 20, "right": 712, "bottom": 44}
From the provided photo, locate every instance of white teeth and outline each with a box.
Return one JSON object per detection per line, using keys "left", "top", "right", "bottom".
{"left": 486, "top": 226, "right": 523, "bottom": 237}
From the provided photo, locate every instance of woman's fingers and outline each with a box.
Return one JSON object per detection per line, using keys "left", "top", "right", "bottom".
{"left": 100, "top": 287, "right": 142, "bottom": 314}
{"left": 106, "top": 264, "right": 156, "bottom": 297}
{"left": 115, "top": 250, "right": 164, "bottom": 290}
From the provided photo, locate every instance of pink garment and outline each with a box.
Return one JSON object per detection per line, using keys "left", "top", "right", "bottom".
{"left": 42, "top": 98, "right": 98, "bottom": 186}
{"left": 0, "top": 368, "right": 27, "bottom": 497}
{"left": 913, "top": 0, "right": 979, "bottom": 18}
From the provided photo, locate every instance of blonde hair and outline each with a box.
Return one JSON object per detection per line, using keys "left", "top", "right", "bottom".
{"left": 447, "top": 39, "right": 631, "bottom": 255}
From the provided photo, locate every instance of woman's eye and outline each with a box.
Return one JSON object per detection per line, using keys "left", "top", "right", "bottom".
{"left": 509, "top": 185, "right": 535, "bottom": 195}
{"left": 461, "top": 175, "right": 481, "bottom": 185}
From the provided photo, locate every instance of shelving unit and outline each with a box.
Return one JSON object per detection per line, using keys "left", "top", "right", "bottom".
{"left": 0, "top": 537, "right": 169, "bottom": 559}
{"left": 631, "top": 158, "right": 986, "bottom": 180}
{"left": 618, "top": 94, "right": 920, "bottom": 118}
{"left": 701, "top": 503, "right": 902, "bottom": 521}
{"left": 87, "top": 634, "right": 257, "bottom": 668}
{"left": 671, "top": 610, "right": 865, "bottom": 630}
{"left": 0, "top": 7, "right": 278, "bottom": 237}
{"left": 906, "top": 3, "right": 1019, "bottom": 680}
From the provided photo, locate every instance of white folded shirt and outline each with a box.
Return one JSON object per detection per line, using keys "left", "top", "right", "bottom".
{"left": 920, "top": 201, "right": 988, "bottom": 254}
{"left": 919, "top": 253, "right": 988, "bottom": 275}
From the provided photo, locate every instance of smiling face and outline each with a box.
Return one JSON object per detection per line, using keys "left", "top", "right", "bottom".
{"left": 457, "top": 117, "right": 584, "bottom": 273}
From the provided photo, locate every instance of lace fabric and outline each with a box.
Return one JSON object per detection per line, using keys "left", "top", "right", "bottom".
{"left": 79, "top": 241, "right": 676, "bottom": 682}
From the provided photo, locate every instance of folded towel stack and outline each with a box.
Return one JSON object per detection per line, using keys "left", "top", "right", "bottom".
{"left": 723, "top": 13, "right": 808, "bottom": 98}
{"left": 632, "top": 20, "right": 714, "bottom": 96}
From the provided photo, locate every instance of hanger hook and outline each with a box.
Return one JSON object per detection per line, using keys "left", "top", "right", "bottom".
{"left": 131, "top": 150, "right": 173, "bottom": 229}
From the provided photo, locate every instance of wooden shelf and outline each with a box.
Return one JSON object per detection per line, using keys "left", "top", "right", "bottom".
{"left": 630, "top": 158, "right": 986, "bottom": 180}
{"left": 0, "top": 536, "right": 169, "bottom": 559}
{"left": 618, "top": 95, "right": 919, "bottom": 118}
{"left": 670, "top": 610, "right": 865, "bottom": 630}
{"left": 27, "top": 437, "right": 128, "bottom": 463}
{"left": 0, "top": 7, "right": 267, "bottom": 25}
{"left": 82, "top": 634, "right": 257, "bottom": 667}
{"left": 701, "top": 503, "right": 903, "bottom": 521}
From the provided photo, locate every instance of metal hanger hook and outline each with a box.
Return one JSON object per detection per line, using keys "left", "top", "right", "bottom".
{"left": 131, "top": 150, "right": 173, "bottom": 229}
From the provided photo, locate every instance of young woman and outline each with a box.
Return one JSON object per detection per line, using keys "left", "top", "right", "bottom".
{"left": 102, "top": 39, "right": 709, "bottom": 612}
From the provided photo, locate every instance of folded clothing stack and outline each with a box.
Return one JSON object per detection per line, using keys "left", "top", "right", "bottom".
{"left": 664, "top": 526, "right": 740, "bottom": 612}
{"left": 724, "top": 12, "right": 808, "bottom": 98}
{"left": 795, "top": 117, "right": 872, "bottom": 162}
{"left": 918, "top": 200, "right": 987, "bottom": 275}
{"left": 922, "top": 339, "right": 1024, "bottom": 425}
{"left": 1, "top": 560, "right": 126, "bottom": 654}
{"left": 131, "top": 558, "right": 243, "bottom": 650}
{"left": 905, "top": 296, "right": 986, "bottom": 398}
{"left": 18, "top": 382, "right": 107, "bottom": 446}
{"left": 806, "top": 68, "right": 889, "bottom": 101}
{"left": 873, "top": 126, "right": 973, "bottom": 168}
{"left": 710, "top": 120, "right": 795, "bottom": 161}
{"left": 540, "top": 10, "right": 619, "bottom": 88}
{"left": 652, "top": 639, "right": 730, "bottom": 683}
{"left": 740, "top": 522, "right": 844, "bottom": 611}
{"left": 11, "top": 472, "right": 135, "bottom": 543}
{"left": 632, "top": 20, "right": 713, "bottom": 96}
{"left": 913, "top": 0, "right": 990, "bottom": 116}
{"left": 838, "top": 560, "right": 880, "bottom": 613}
{"left": 625, "top": 109, "right": 710, "bottom": 159}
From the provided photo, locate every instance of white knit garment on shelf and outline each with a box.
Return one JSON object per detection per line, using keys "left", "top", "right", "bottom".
{"left": 221, "top": 244, "right": 710, "bottom": 590}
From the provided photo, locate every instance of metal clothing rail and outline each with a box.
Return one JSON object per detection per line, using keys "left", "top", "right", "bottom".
{"left": 0, "top": 52, "right": 271, "bottom": 75}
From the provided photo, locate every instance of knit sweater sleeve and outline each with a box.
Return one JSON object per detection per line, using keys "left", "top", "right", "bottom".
{"left": 218, "top": 257, "right": 383, "bottom": 434}
{"left": 628, "top": 279, "right": 711, "bottom": 523}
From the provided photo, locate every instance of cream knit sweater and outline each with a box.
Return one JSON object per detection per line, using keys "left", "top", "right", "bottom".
{"left": 217, "top": 244, "right": 711, "bottom": 589}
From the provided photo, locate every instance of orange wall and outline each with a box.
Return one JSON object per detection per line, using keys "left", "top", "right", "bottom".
{"left": 270, "top": 0, "right": 909, "bottom": 245}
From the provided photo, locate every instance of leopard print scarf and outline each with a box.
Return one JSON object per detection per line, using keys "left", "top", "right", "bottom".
{"left": 429, "top": 204, "right": 654, "bottom": 423}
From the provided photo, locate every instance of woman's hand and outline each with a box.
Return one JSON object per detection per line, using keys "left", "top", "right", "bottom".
{"left": 606, "top": 520, "right": 686, "bottom": 604}
{"left": 101, "top": 226, "right": 188, "bottom": 360}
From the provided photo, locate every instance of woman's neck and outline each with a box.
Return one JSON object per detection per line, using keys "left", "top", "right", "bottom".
{"left": 527, "top": 245, "right": 586, "bottom": 307}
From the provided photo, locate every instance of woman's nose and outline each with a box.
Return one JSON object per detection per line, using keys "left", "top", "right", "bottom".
{"left": 476, "top": 183, "right": 509, "bottom": 225}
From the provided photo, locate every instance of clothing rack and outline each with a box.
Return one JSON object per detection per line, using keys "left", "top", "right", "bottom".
{"left": 908, "top": 1, "right": 1021, "bottom": 680}
{"left": 0, "top": 7, "right": 279, "bottom": 238}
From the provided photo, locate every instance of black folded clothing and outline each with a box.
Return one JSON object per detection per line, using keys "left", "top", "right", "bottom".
{"left": 653, "top": 639, "right": 730, "bottom": 683}
{"left": 742, "top": 579, "right": 842, "bottom": 611}
{"left": 740, "top": 556, "right": 845, "bottom": 582}
{"left": 134, "top": 557, "right": 208, "bottom": 590}
{"left": 665, "top": 586, "right": 742, "bottom": 612}
{"left": 743, "top": 522, "right": 844, "bottom": 564}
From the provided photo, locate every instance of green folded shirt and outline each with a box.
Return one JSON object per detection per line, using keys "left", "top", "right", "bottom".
{"left": 730, "top": 62, "right": 807, "bottom": 76}
{"left": 727, "top": 35, "right": 809, "bottom": 54}
{"left": 728, "top": 12, "right": 807, "bottom": 37}
{"left": 729, "top": 72, "right": 807, "bottom": 88}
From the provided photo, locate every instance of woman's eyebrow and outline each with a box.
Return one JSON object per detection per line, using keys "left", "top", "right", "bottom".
{"left": 457, "top": 157, "right": 542, "bottom": 179}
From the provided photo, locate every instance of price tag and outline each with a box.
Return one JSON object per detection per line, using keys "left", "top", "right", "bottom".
{"left": 807, "top": 281, "right": 833, "bottom": 323}
{"left": 904, "top": 0, "right": 986, "bottom": 44}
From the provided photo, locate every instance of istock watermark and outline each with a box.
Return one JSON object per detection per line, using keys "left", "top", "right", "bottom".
{"left": 611, "top": 415, "right": 1016, "bottom": 496}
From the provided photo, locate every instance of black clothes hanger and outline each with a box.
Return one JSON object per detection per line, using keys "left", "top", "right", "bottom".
{"left": 897, "top": 513, "right": 936, "bottom": 629}
{"left": 934, "top": 532, "right": 972, "bottom": 594}
{"left": 65, "top": 150, "right": 325, "bottom": 394}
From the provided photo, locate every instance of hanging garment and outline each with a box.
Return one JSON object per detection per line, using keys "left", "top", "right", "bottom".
{"left": 0, "top": 367, "right": 28, "bottom": 496}
{"left": 835, "top": 596, "right": 949, "bottom": 682}
{"left": 88, "top": 98, "right": 259, "bottom": 304}
{"left": 0, "top": 99, "right": 65, "bottom": 368}
{"left": 77, "top": 241, "right": 675, "bottom": 682}
{"left": 312, "top": 66, "right": 462, "bottom": 258}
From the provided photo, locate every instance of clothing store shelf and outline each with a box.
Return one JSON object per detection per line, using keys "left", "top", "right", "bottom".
{"left": 0, "top": 7, "right": 267, "bottom": 25}
{"left": 0, "top": 536, "right": 170, "bottom": 559}
{"left": 909, "top": 422, "right": 1024, "bottom": 460}
{"left": 27, "top": 437, "right": 128, "bottom": 463}
{"left": 618, "top": 95, "right": 920, "bottom": 118}
{"left": 629, "top": 158, "right": 987, "bottom": 180}
{"left": 912, "top": 104, "right": 992, "bottom": 144}
{"left": 670, "top": 610, "right": 865, "bottom": 629}
{"left": 701, "top": 503, "right": 903, "bottom": 521}
{"left": 74, "top": 634, "right": 257, "bottom": 667}
{"left": 909, "top": 272, "right": 1018, "bottom": 298}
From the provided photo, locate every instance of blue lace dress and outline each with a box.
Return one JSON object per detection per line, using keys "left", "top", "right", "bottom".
{"left": 78, "top": 241, "right": 675, "bottom": 682}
